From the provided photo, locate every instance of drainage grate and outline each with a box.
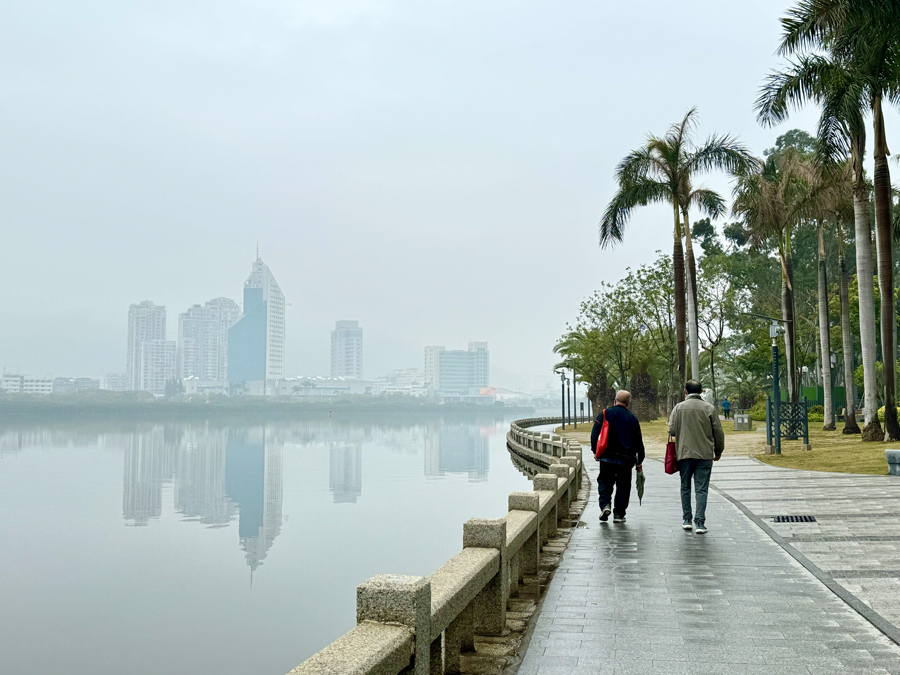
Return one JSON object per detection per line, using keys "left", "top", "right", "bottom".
{"left": 772, "top": 515, "right": 817, "bottom": 523}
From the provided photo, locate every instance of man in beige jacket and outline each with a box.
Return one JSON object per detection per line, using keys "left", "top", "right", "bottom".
{"left": 667, "top": 380, "right": 725, "bottom": 534}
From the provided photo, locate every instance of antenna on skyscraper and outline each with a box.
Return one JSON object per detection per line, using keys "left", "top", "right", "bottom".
{"left": 256, "top": 241, "right": 260, "bottom": 261}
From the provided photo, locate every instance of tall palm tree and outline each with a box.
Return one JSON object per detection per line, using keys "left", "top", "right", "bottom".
{"left": 756, "top": 53, "right": 878, "bottom": 436}
{"left": 732, "top": 151, "right": 814, "bottom": 403}
{"left": 600, "top": 109, "right": 755, "bottom": 387}
{"left": 775, "top": 0, "right": 900, "bottom": 438}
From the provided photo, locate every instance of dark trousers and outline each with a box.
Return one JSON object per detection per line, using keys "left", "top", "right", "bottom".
{"left": 679, "top": 458, "right": 713, "bottom": 525}
{"left": 724, "top": 409, "right": 731, "bottom": 419}
{"left": 597, "top": 460, "right": 632, "bottom": 516}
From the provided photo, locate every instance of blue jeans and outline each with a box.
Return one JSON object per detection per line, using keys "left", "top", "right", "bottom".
{"left": 679, "top": 458, "right": 713, "bottom": 525}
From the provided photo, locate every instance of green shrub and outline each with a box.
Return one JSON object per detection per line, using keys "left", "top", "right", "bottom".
{"left": 807, "top": 413, "right": 824, "bottom": 422}
{"left": 808, "top": 405, "right": 824, "bottom": 415}
{"left": 877, "top": 406, "right": 900, "bottom": 422}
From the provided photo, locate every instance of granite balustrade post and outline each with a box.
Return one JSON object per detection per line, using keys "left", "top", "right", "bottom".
{"left": 357, "top": 574, "right": 431, "bottom": 675}
{"left": 463, "top": 518, "right": 508, "bottom": 636}
{"left": 443, "top": 605, "right": 473, "bottom": 674}
{"left": 533, "top": 474, "right": 558, "bottom": 539}
{"left": 508, "top": 492, "right": 540, "bottom": 577}
{"left": 559, "top": 456, "right": 580, "bottom": 505}
{"left": 549, "top": 464, "right": 570, "bottom": 516}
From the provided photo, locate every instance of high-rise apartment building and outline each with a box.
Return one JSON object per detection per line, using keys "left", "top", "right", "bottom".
{"left": 139, "top": 340, "right": 176, "bottom": 395}
{"left": 424, "top": 346, "right": 445, "bottom": 389}
{"left": 431, "top": 341, "right": 489, "bottom": 394}
{"left": 178, "top": 297, "right": 241, "bottom": 380}
{"left": 126, "top": 301, "right": 166, "bottom": 391}
{"left": 331, "top": 320, "right": 363, "bottom": 379}
{"left": 227, "top": 257, "right": 286, "bottom": 390}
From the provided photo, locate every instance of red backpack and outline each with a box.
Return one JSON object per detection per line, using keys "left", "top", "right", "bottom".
{"left": 594, "top": 409, "right": 610, "bottom": 460}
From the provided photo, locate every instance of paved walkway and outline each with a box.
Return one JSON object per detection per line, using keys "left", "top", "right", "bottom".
{"left": 518, "top": 457, "right": 900, "bottom": 675}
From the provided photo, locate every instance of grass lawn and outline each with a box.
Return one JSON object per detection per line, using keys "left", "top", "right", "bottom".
{"left": 556, "top": 418, "right": 894, "bottom": 475}
{"left": 759, "top": 423, "right": 893, "bottom": 475}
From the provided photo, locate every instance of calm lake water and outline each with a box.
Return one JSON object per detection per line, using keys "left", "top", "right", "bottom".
{"left": 0, "top": 413, "right": 538, "bottom": 675}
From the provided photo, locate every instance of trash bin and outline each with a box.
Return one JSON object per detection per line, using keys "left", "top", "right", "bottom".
{"left": 734, "top": 413, "right": 753, "bottom": 431}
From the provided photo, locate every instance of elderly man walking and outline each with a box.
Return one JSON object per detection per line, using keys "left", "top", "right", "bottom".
{"left": 668, "top": 380, "right": 725, "bottom": 534}
{"left": 591, "top": 390, "right": 644, "bottom": 523}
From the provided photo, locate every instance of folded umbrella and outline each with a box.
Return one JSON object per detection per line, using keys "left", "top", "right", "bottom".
{"left": 636, "top": 468, "right": 646, "bottom": 505}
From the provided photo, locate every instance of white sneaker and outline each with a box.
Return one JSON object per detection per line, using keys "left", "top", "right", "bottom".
{"left": 682, "top": 520, "right": 693, "bottom": 530}
{"left": 613, "top": 515, "right": 626, "bottom": 523}
{"left": 695, "top": 524, "right": 708, "bottom": 534}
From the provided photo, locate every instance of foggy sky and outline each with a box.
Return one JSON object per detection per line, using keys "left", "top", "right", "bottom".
{"left": 3, "top": 1, "right": 895, "bottom": 391}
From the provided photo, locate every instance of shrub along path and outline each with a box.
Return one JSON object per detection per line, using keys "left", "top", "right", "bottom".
{"left": 517, "top": 454, "right": 900, "bottom": 675}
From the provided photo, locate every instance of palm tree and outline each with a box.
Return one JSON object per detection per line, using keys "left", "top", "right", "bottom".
{"left": 774, "top": 0, "right": 900, "bottom": 438}
{"left": 600, "top": 109, "right": 756, "bottom": 388}
{"left": 553, "top": 327, "right": 610, "bottom": 412}
{"left": 756, "top": 53, "right": 877, "bottom": 436}
{"left": 732, "top": 151, "right": 814, "bottom": 403}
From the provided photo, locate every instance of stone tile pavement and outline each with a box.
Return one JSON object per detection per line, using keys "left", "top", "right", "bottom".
{"left": 516, "top": 457, "right": 900, "bottom": 675}
{"left": 710, "top": 457, "right": 900, "bottom": 636}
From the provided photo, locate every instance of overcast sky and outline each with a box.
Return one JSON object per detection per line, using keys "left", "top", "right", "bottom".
{"left": 3, "top": 0, "right": 898, "bottom": 391}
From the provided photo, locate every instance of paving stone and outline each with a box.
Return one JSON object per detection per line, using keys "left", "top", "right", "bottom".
{"left": 515, "top": 457, "right": 900, "bottom": 675}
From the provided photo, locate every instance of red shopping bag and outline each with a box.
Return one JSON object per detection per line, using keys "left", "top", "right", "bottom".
{"left": 664, "top": 436, "right": 677, "bottom": 474}
{"left": 594, "top": 410, "right": 609, "bottom": 460}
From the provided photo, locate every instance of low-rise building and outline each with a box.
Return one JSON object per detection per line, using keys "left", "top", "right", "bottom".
{"left": 1, "top": 374, "right": 54, "bottom": 395}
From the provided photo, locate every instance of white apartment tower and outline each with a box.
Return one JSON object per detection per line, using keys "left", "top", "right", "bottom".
{"left": 424, "top": 346, "right": 445, "bottom": 389}
{"left": 178, "top": 298, "right": 241, "bottom": 380}
{"left": 127, "top": 301, "right": 167, "bottom": 391}
{"left": 139, "top": 340, "right": 176, "bottom": 395}
{"left": 331, "top": 321, "right": 363, "bottom": 379}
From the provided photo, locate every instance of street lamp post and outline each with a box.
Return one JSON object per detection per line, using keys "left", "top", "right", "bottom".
{"left": 572, "top": 368, "right": 577, "bottom": 429}
{"left": 830, "top": 352, "right": 837, "bottom": 420}
{"left": 558, "top": 371, "right": 566, "bottom": 429}
{"left": 737, "top": 377, "right": 742, "bottom": 412}
{"left": 566, "top": 378, "right": 571, "bottom": 428}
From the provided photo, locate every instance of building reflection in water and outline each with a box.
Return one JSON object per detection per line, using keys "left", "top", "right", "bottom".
{"left": 121, "top": 424, "right": 283, "bottom": 571}
{"left": 424, "top": 424, "right": 489, "bottom": 481}
{"left": 224, "top": 428, "right": 283, "bottom": 571}
{"left": 329, "top": 442, "right": 362, "bottom": 503}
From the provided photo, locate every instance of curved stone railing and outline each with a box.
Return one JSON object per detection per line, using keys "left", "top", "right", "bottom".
{"left": 288, "top": 418, "right": 585, "bottom": 675}
{"left": 506, "top": 417, "right": 587, "bottom": 471}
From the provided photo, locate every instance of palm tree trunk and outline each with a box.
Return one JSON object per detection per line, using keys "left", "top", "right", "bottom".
{"left": 673, "top": 212, "right": 687, "bottom": 398}
{"left": 683, "top": 212, "right": 701, "bottom": 382}
{"left": 838, "top": 219, "right": 861, "bottom": 433}
{"left": 817, "top": 221, "right": 835, "bottom": 430}
{"left": 852, "top": 144, "right": 882, "bottom": 439}
{"left": 872, "top": 94, "right": 900, "bottom": 441}
{"left": 782, "top": 232, "right": 799, "bottom": 403}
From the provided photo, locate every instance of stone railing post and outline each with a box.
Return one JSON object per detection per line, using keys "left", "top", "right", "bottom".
{"left": 357, "top": 575, "right": 431, "bottom": 675}
{"left": 533, "top": 474, "right": 558, "bottom": 539}
{"left": 463, "top": 518, "right": 508, "bottom": 636}
{"left": 559, "top": 456, "right": 580, "bottom": 503}
{"left": 549, "top": 464, "right": 570, "bottom": 516}
{"left": 508, "top": 492, "right": 540, "bottom": 578}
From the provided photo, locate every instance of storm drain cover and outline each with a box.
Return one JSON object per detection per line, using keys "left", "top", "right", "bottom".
{"left": 773, "top": 515, "right": 817, "bottom": 523}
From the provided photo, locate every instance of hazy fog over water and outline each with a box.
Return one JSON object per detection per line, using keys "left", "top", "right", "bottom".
{"left": 5, "top": 0, "right": 893, "bottom": 388}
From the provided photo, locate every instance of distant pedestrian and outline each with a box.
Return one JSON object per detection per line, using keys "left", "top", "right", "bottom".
{"left": 591, "top": 390, "right": 645, "bottom": 523}
{"left": 722, "top": 398, "right": 731, "bottom": 419}
{"left": 667, "top": 381, "right": 725, "bottom": 534}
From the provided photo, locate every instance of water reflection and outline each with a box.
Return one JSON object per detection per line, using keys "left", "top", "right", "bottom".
{"left": 120, "top": 425, "right": 283, "bottom": 570}
{"left": 329, "top": 443, "right": 362, "bottom": 503}
{"left": 2, "top": 418, "right": 503, "bottom": 573}
{"left": 425, "top": 423, "right": 490, "bottom": 481}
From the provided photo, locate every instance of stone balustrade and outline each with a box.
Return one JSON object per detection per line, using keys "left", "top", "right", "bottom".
{"left": 288, "top": 418, "right": 585, "bottom": 675}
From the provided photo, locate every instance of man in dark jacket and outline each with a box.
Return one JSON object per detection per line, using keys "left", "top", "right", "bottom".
{"left": 591, "top": 390, "right": 645, "bottom": 523}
